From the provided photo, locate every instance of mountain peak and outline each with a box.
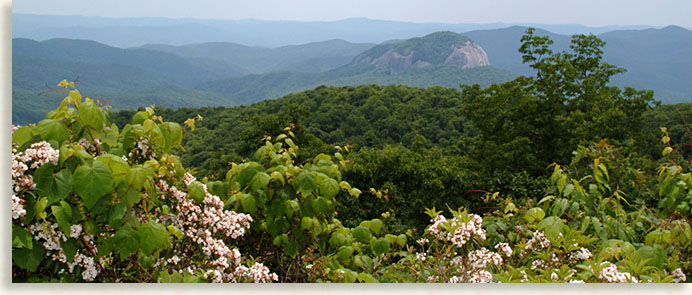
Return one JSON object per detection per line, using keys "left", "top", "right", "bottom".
{"left": 351, "top": 31, "right": 490, "bottom": 75}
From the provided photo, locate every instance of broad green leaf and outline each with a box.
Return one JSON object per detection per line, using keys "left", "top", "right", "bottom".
{"left": 352, "top": 226, "right": 371, "bottom": 243}
{"left": 284, "top": 199, "right": 299, "bottom": 217}
{"left": 251, "top": 172, "right": 271, "bottom": 192}
{"left": 396, "top": 234, "right": 407, "bottom": 247}
{"left": 329, "top": 232, "right": 348, "bottom": 247}
{"left": 78, "top": 101, "right": 104, "bottom": 131}
{"left": 368, "top": 219, "right": 384, "bottom": 235}
{"left": 160, "top": 122, "right": 183, "bottom": 151}
{"left": 300, "top": 217, "right": 313, "bottom": 230}
{"left": 311, "top": 197, "right": 329, "bottom": 215}
{"left": 114, "top": 225, "right": 139, "bottom": 259}
{"left": 108, "top": 203, "right": 128, "bottom": 226}
{"left": 38, "top": 119, "right": 70, "bottom": 145}
{"left": 371, "top": 238, "right": 390, "bottom": 255}
{"left": 118, "top": 187, "right": 142, "bottom": 208}
{"left": 283, "top": 238, "right": 298, "bottom": 258}
{"left": 637, "top": 245, "right": 667, "bottom": 269}
{"left": 207, "top": 181, "right": 229, "bottom": 198}
{"left": 357, "top": 272, "right": 378, "bottom": 283}
{"left": 127, "top": 165, "right": 153, "bottom": 191}
{"left": 343, "top": 269, "right": 357, "bottom": 283}
{"left": 12, "top": 240, "right": 45, "bottom": 271}
{"left": 101, "top": 125, "right": 119, "bottom": 147}
{"left": 292, "top": 171, "right": 317, "bottom": 196}
{"left": 34, "top": 197, "right": 48, "bottom": 221}
{"left": 97, "top": 155, "right": 130, "bottom": 184}
{"left": 12, "top": 125, "right": 33, "bottom": 147}
{"left": 51, "top": 201, "right": 73, "bottom": 235}
{"left": 537, "top": 216, "right": 566, "bottom": 240}
{"left": 188, "top": 182, "right": 206, "bottom": 204}
{"left": 524, "top": 207, "right": 546, "bottom": 223}
{"left": 644, "top": 230, "right": 671, "bottom": 246}
{"left": 236, "top": 164, "right": 262, "bottom": 189}
{"left": 61, "top": 238, "right": 79, "bottom": 263}
{"left": 34, "top": 164, "right": 73, "bottom": 205}
{"left": 138, "top": 252, "right": 155, "bottom": 269}
{"left": 337, "top": 246, "right": 354, "bottom": 261}
{"left": 59, "top": 144, "right": 75, "bottom": 165}
{"left": 319, "top": 178, "right": 340, "bottom": 199}
{"left": 270, "top": 171, "right": 285, "bottom": 185}
{"left": 12, "top": 225, "right": 33, "bottom": 249}
{"left": 241, "top": 194, "right": 256, "bottom": 214}
{"left": 138, "top": 222, "right": 170, "bottom": 255}
{"left": 73, "top": 160, "right": 114, "bottom": 210}
{"left": 158, "top": 271, "right": 183, "bottom": 283}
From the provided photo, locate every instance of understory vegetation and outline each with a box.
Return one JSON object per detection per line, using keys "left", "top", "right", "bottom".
{"left": 12, "top": 29, "right": 691, "bottom": 283}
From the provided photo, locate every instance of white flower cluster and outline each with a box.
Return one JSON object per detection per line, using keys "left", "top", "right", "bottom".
{"left": 426, "top": 214, "right": 448, "bottom": 240}
{"left": 468, "top": 248, "right": 503, "bottom": 271}
{"left": 522, "top": 231, "right": 552, "bottom": 256}
{"left": 232, "top": 262, "right": 279, "bottom": 283}
{"left": 12, "top": 141, "right": 59, "bottom": 192}
{"left": 11, "top": 154, "right": 32, "bottom": 192}
{"left": 494, "top": 242, "right": 512, "bottom": 257}
{"left": 155, "top": 173, "right": 277, "bottom": 283}
{"left": 70, "top": 224, "right": 83, "bottom": 239}
{"left": 598, "top": 262, "right": 639, "bottom": 283}
{"left": 671, "top": 268, "right": 686, "bottom": 283}
{"left": 28, "top": 222, "right": 100, "bottom": 282}
{"left": 531, "top": 259, "right": 545, "bottom": 270}
{"left": 468, "top": 270, "right": 494, "bottom": 283}
{"left": 12, "top": 194, "right": 26, "bottom": 219}
{"left": 447, "top": 247, "right": 502, "bottom": 283}
{"left": 551, "top": 272, "right": 559, "bottom": 281}
{"left": 416, "top": 238, "right": 429, "bottom": 246}
{"left": 427, "top": 213, "right": 486, "bottom": 248}
{"left": 415, "top": 252, "right": 427, "bottom": 261}
{"left": 17, "top": 141, "right": 60, "bottom": 169}
{"left": 128, "top": 137, "right": 156, "bottom": 161}
{"left": 568, "top": 247, "right": 592, "bottom": 263}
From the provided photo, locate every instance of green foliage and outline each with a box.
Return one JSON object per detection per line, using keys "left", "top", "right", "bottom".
{"left": 12, "top": 26, "right": 692, "bottom": 284}
{"left": 463, "top": 28, "right": 656, "bottom": 175}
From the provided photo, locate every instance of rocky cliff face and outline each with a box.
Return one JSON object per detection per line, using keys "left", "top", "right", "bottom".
{"left": 444, "top": 41, "right": 490, "bottom": 69}
{"left": 352, "top": 33, "right": 490, "bottom": 75}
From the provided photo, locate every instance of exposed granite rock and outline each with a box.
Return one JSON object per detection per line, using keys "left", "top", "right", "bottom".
{"left": 444, "top": 41, "right": 490, "bottom": 69}
{"left": 353, "top": 40, "right": 490, "bottom": 75}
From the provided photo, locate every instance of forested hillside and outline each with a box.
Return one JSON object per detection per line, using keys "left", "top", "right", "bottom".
{"left": 13, "top": 32, "right": 515, "bottom": 123}
{"left": 11, "top": 29, "right": 692, "bottom": 283}
{"left": 13, "top": 26, "right": 692, "bottom": 125}
{"left": 139, "top": 39, "right": 375, "bottom": 74}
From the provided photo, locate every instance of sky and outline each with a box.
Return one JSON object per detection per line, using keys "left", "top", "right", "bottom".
{"left": 11, "top": 0, "right": 692, "bottom": 27}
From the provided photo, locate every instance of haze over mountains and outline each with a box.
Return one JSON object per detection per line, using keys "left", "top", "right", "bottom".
{"left": 13, "top": 13, "right": 665, "bottom": 48}
{"left": 11, "top": 14, "right": 692, "bottom": 124}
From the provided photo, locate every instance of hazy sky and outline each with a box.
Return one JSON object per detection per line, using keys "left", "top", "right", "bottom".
{"left": 11, "top": 0, "right": 692, "bottom": 27}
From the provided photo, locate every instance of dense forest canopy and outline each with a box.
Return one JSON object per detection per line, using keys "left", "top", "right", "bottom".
{"left": 11, "top": 29, "right": 692, "bottom": 283}
{"left": 13, "top": 25, "right": 692, "bottom": 125}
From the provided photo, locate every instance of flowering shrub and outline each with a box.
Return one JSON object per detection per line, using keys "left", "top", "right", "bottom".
{"left": 10, "top": 82, "right": 691, "bottom": 283}
{"left": 11, "top": 82, "right": 276, "bottom": 282}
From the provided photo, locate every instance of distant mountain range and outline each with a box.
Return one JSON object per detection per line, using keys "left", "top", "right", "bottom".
{"left": 13, "top": 13, "right": 669, "bottom": 48}
{"left": 11, "top": 15, "right": 692, "bottom": 124}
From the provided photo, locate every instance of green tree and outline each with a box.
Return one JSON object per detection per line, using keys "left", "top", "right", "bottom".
{"left": 463, "top": 28, "right": 656, "bottom": 175}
